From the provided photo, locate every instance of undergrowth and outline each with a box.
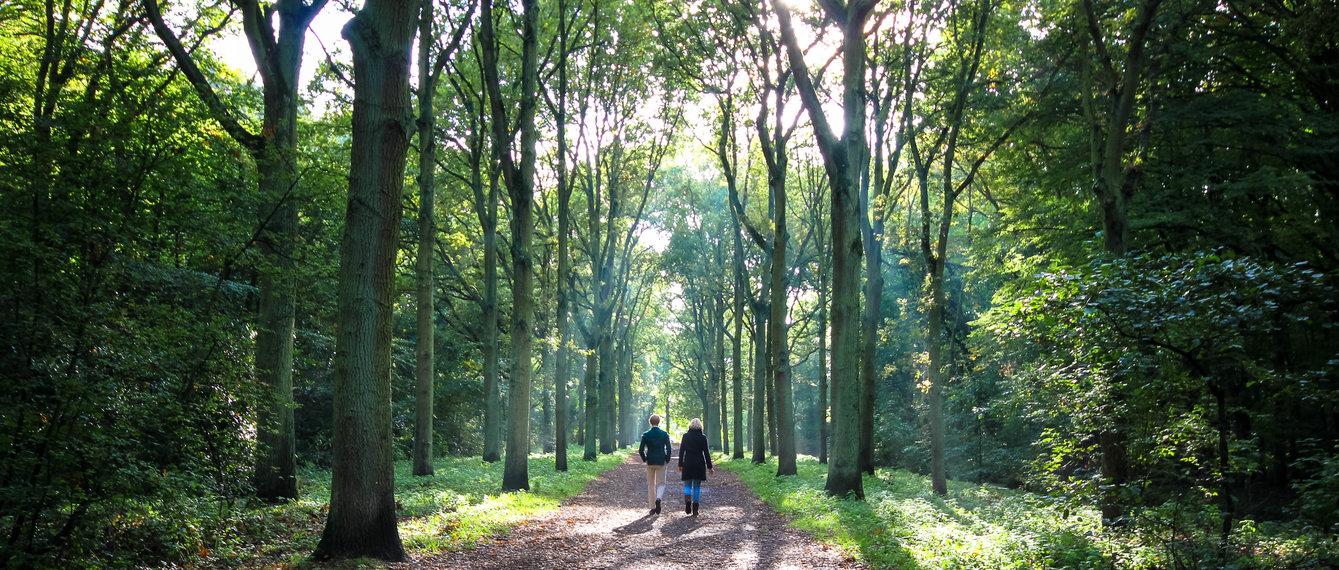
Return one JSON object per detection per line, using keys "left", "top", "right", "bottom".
{"left": 89, "top": 449, "right": 628, "bottom": 568}
{"left": 720, "top": 455, "right": 1339, "bottom": 569}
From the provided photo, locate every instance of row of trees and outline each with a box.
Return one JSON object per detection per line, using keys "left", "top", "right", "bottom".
{"left": 3, "top": 0, "right": 1337, "bottom": 564}
{"left": 655, "top": 0, "right": 1339, "bottom": 562}
{"left": 1, "top": 0, "right": 689, "bottom": 563}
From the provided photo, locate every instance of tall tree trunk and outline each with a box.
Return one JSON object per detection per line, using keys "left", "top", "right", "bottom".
{"left": 542, "top": 364, "right": 553, "bottom": 452}
{"left": 775, "top": 0, "right": 876, "bottom": 499}
{"left": 767, "top": 350, "right": 777, "bottom": 456}
{"left": 818, "top": 251, "right": 829, "bottom": 465}
{"left": 480, "top": 156, "right": 501, "bottom": 463}
{"left": 732, "top": 222, "right": 746, "bottom": 459}
{"left": 145, "top": 0, "right": 329, "bottom": 502}
{"left": 412, "top": 0, "right": 436, "bottom": 478}
{"left": 769, "top": 151, "right": 796, "bottom": 476}
{"left": 617, "top": 333, "right": 633, "bottom": 447}
{"left": 597, "top": 309, "right": 615, "bottom": 454}
{"left": 858, "top": 176, "right": 882, "bottom": 477}
{"left": 552, "top": 0, "right": 571, "bottom": 471}
{"left": 479, "top": 0, "right": 539, "bottom": 492}
{"left": 923, "top": 217, "right": 949, "bottom": 496}
{"left": 314, "top": 0, "right": 415, "bottom": 558}
{"left": 1079, "top": 0, "right": 1162, "bottom": 523}
{"left": 707, "top": 325, "right": 721, "bottom": 451}
{"left": 718, "top": 298, "right": 729, "bottom": 455}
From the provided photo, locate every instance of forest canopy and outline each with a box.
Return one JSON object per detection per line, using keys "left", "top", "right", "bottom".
{"left": 1, "top": 0, "right": 1337, "bottom": 566}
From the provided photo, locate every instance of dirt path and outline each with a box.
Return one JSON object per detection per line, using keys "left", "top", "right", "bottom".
{"left": 398, "top": 454, "right": 863, "bottom": 569}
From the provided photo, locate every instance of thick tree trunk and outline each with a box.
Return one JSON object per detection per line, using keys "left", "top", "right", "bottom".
{"left": 618, "top": 336, "right": 633, "bottom": 447}
{"left": 775, "top": 0, "right": 875, "bottom": 499}
{"left": 707, "top": 334, "right": 720, "bottom": 451}
{"left": 253, "top": 188, "right": 298, "bottom": 500}
{"left": 926, "top": 261, "right": 948, "bottom": 495}
{"left": 145, "top": 0, "right": 324, "bottom": 502}
{"left": 767, "top": 353, "right": 777, "bottom": 456}
{"left": 715, "top": 292, "right": 728, "bottom": 453}
{"left": 250, "top": 1, "right": 307, "bottom": 503}
{"left": 478, "top": 0, "right": 539, "bottom": 492}
{"left": 315, "top": 0, "right": 415, "bottom": 559}
{"left": 718, "top": 301, "right": 730, "bottom": 455}
{"left": 720, "top": 363, "right": 730, "bottom": 455}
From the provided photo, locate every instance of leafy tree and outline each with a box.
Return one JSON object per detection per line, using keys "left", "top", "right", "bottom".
{"left": 145, "top": 0, "right": 329, "bottom": 502}
{"left": 977, "top": 251, "right": 1337, "bottom": 555}
{"left": 0, "top": 1, "right": 277, "bottom": 563}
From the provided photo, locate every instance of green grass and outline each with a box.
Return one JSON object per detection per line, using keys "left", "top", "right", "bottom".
{"left": 393, "top": 450, "right": 630, "bottom": 554}
{"left": 720, "top": 455, "right": 1339, "bottom": 569}
{"left": 112, "top": 449, "right": 629, "bottom": 569}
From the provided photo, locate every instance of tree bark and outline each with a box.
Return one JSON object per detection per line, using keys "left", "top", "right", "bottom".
{"left": 775, "top": 0, "right": 877, "bottom": 499}
{"left": 314, "top": 0, "right": 415, "bottom": 559}
{"left": 767, "top": 138, "right": 797, "bottom": 477}
{"left": 479, "top": 0, "right": 539, "bottom": 492}
{"left": 1079, "top": 0, "right": 1164, "bottom": 521}
{"left": 412, "top": 0, "right": 436, "bottom": 478}
{"left": 553, "top": 0, "right": 571, "bottom": 468}
{"left": 597, "top": 306, "right": 616, "bottom": 454}
{"left": 818, "top": 246, "right": 829, "bottom": 465}
{"left": 583, "top": 343, "right": 599, "bottom": 461}
{"left": 480, "top": 154, "right": 501, "bottom": 464}
{"left": 858, "top": 165, "right": 882, "bottom": 478}
{"left": 717, "top": 295, "right": 730, "bottom": 455}
{"left": 751, "top": 303, "right": 768, "bottom": 464}
{"left": 144, "top": 0, "right": 328, "bottom": 502}
{"left": 617, "top": 331, "right": 633, "bottom": 447}
{"left": 732, "top": 219, "right": 746, "bottom": 459}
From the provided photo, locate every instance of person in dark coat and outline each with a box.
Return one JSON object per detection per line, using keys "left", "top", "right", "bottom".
{"left": 638, "top": 414, "right": 672, "bottom": 514}
{"left": 677, "top": 417, "right": 713, "bottom": 516}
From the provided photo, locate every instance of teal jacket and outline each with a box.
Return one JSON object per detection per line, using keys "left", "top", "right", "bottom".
{"left": 638, "top": 426, "right": 672, "bottom": 466}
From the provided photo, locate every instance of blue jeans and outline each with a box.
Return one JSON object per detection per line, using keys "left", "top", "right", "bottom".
{"left": 683, "top": 479, "right": 701, "bottom": 502}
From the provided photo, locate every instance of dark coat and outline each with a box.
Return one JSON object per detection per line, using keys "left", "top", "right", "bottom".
{"left": 678, "top": 428, "right": 713, "bottom": 481}
{"left": 638, "top": 426, "right": 672, "bottom": 465}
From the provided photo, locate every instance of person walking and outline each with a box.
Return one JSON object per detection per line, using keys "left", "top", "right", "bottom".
{"left": 638, "top": 414, "right": 673, "bottom": 514}
{"left": 677, "top": 417, "right": 713, "bottom": 516}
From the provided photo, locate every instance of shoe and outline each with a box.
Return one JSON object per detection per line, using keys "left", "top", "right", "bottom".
{"left": 692, "top": 502, "right": 699, "bottom": 516}
{"left": 685, "top": 496, "right": 692, "bottom": 514}
{"left": 652, "top": 499, "right": 661, "bottom": 514}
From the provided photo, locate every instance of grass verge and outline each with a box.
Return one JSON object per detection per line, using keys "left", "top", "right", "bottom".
{"left": 720, "top": 455, "right": 1338, "bottom": 569}
{"left": 123, "top": 449, "right": 629, "bottom": 568}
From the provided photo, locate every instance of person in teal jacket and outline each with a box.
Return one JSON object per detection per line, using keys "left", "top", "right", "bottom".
{"left": 638, "top": 414, "right": 673, "bottom": 514}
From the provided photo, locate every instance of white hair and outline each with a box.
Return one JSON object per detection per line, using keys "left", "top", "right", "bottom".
{"left": 689, "top": 418, "right": 703, "bottom": 430}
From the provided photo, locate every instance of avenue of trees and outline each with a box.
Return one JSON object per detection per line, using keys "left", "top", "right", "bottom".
{"left": 2, "top": 0, "right": 1337, "bottom": 565}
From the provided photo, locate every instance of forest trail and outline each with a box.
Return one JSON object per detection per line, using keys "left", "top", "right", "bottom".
{"left": 397, "top": 453, "right": 864, "bottom": 569}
